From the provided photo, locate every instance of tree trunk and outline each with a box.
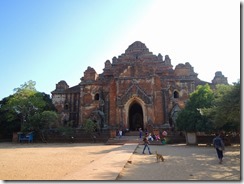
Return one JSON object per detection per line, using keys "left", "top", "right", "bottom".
{"left": 39, "top": 131, "right": 47, "bottom": 143}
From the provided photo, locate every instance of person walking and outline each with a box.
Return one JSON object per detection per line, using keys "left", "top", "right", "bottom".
{"left": 142, "top": 133, "right": 152, "bottom": 154}
{"left": 213, "top": 133, "right": 225, "bottom": 164}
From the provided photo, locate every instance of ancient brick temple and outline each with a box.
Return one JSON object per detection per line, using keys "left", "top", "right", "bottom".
{"left": 51, "top": 41, "right": 228, "bottom": 133}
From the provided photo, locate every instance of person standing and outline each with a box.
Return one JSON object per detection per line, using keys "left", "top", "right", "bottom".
{"left": 142, "top": 133, "right": 152, "bottom": 154}
{"left": 162, "top": 130, "right": 167, "bottom": 138}
{"left": 161, "top": 130, "right": 167, "bottom": 144}
{"left": 213, "top": 133, "right": 225, "bottom": 164}
{"left": 118, "top": 129, "right": 122, "bottom": 139}
{"left": 139, "top": 128, "right": 143, "bottom": 139}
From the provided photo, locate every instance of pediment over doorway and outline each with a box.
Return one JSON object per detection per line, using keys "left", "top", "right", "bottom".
{"left": 117, "top": 83, "right": 152, "bottom": 106}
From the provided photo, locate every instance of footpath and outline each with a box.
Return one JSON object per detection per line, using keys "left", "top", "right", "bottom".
{"left": 62, "top": 143, "right": 138, "bottom": 180}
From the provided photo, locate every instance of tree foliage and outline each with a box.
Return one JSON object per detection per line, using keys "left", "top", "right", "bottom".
{"left": 5, "top": 81, "right": 42, "bottom": 125}
{"left": 83, "top": 119, "right": 97, "bottom": 135}
{"left": 26, "top": 111, "right": 58, "bottom": 131}
{"left": 0, "top": 96, "right": 21, "bottom": 138}
{"left": 83, "top": 119, "right": 98, "bottom": 141}
{"left": 176, "top": 84, "right": 214, "bottom": 132}
{"left": 202, "top": 81, "right": 240, "bottom": 131}
{"left": 26, "top": 111, "right": 58, "bottom": 142}
{"left": 0, "top": 80, "right": 57, "bottom": 140}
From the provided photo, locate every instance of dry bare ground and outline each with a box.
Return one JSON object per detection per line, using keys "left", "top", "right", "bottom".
{"left": 0, "top": 142, "right": 240, "bottom": 181}
{"left": 0, "top": 143, "right": 121, "bottom": 180}
{"left": 118, "top": 144, "right": 240, "bottom": 181}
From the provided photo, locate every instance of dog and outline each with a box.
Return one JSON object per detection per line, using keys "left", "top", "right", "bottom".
{"left": 156, "top": 151, "right": 164, "bottom": 162}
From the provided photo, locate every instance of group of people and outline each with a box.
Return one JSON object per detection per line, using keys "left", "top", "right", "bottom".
{"left": 140, "top": 129, "right": 168, "bottom": 154}
{"left": 139, "top": 128, "right": 167, "bottom": 141}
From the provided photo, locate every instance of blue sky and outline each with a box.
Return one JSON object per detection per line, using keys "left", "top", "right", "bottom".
{"left": 0, "top": 0, "right": 240, "bottom": 100}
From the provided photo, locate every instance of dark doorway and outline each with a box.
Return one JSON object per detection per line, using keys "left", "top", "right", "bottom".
{"left": 129, "top": 102, "right": 143, "bottom": 131}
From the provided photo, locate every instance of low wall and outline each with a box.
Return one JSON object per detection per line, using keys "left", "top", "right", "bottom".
{"left": 161, "top": 135, "right": 240, "bottom": 145}
{"left": 33, "top": 129, "right": 110, "bottom": 143}
{"left": 197, "top": 135, "right": 240, "bottom": 146}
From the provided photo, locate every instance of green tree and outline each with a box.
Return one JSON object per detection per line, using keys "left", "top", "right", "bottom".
{"left": 27, "top": 111, "right": 58, "bottom": 142}
{"left": 0, "top": 96, "right": 21, "bottom": 139}
{"left": 202, "top": 81, "right": 240, "bottom": 132}
{"left": 176, "top": 84, "right": 214, "bottom": 132}
{"left": 6, "top": 80, "right": 46, "bottom": 128}
{"left": 0, "top": 80, "right": 57, "bottom": 140}
{"left": 83, "top": 119, "right": 97, "bottom": 141}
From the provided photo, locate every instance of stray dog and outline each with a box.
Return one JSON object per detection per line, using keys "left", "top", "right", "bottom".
{"left": 156, "top": 151, "right": 164, "bottom": 162}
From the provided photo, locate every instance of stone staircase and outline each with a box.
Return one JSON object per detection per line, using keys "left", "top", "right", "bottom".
{"left": 124, "top": 131, "right": 140, "bottom": 136}
{"left": 105, "top": 131, "right": 186, "bottom": 145}
{"left": 106, "top": 135, "right": 142, "bottom": 145}
{"left": 105, "top": 131, "right": 165, "bottom": 145}
{"left": 105, "top": 131, "right": 140, "bottom": 145}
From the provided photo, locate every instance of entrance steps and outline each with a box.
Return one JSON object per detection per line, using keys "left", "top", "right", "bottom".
{"left": 124, "top": 131, "right": 140, "bottom": 136}
{"left": 105, "top": 131, "right": 142, "bottom": 145}
{"left": 105, "top": 132, "right": 166, "bottom": 145}
{"left": 106, "top": 136, "right": 141, "bottom": 145}
{"left": 105, "top": 131, "right": 186, "bottom": 145}
{"left": 105, "top": 135, "right": 167, "bottom": 145}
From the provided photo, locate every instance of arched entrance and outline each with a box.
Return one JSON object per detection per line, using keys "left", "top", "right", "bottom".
{"left": 129, "top": 102, "right": 143, "bottom": 131}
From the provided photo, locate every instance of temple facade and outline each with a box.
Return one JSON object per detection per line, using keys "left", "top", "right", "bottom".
{"left": 51, "top": 41, "right": 228, "bottom": 133}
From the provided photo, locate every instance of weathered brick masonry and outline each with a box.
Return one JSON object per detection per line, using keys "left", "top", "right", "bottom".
{"left": 51, "top": 41, "right": 228, "bottom": 135}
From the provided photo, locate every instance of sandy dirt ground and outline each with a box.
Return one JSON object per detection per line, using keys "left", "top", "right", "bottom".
{"left": 0, "top": 142, "right": 240, "bottom": 181}
{"left": 118, "top": 144, "right": 240, "bottom": 181}
{"left": 0, "top": 143, "right": 121, "bottom": 180}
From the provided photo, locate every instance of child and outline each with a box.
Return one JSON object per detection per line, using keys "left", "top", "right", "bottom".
{"left": 148, "top": 133, "right": 154, "bottom": 141}
{"left": 155, "top": 134, "right": 160, "bottom": 141}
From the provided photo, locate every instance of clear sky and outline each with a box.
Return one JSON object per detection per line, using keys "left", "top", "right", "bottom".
{"left": 0, "top": 0, "right": 240, "bottom": 100}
